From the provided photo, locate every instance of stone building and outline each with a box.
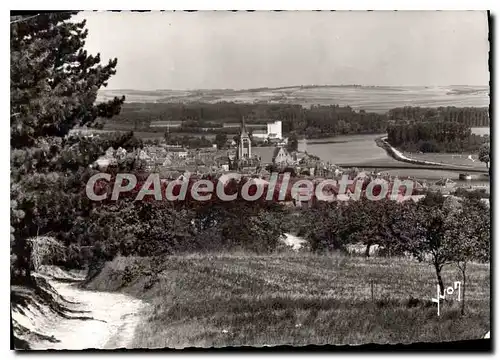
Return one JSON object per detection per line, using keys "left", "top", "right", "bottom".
{"left": 237, "top": 117, "right": 252, "bottom": 160}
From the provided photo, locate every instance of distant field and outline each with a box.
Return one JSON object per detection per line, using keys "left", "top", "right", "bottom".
{"left": 86, "top": 253, "right": 490, "bottom": 348}
{"left": 97, "top": 85, "right": 489, "bottom": 113}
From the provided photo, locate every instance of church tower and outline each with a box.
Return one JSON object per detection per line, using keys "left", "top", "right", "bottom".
{"left": 238, "top": 116, "right": 252, "bottom": 159}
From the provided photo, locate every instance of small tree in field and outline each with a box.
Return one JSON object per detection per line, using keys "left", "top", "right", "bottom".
{"left": 478, "top": 143, "right": 490, "bottom": 170}
{"left": 302, "top": 202, "right": 354, "bottom": 253}
{"left": 400, "top": 194, "right": 490, "bottom": 299}
{"left": 445, "top": 199, "right": 490, "bottom": 315}
{"left": 399, "top": 200, "right": 454, "bottom": 295}
{"left": 347, "top": 198, "right": 416, "bottom": 257}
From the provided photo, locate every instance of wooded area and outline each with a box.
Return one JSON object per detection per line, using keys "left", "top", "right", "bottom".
{"left": 387, "top": 121, "right": 488, "bottom": 153}
{"left": 106, "top": 103, "right": 489, "bottom": 140}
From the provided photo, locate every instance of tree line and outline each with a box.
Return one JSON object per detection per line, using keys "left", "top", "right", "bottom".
{"left": 299, "top": 193, "right": 489, "bottom": 312}
{"left": 387, "top": 121, "right": 488, "bottom": 153}
{"left": 106, "top": 102, "right": 489, "bottom": 140}
{"left": 387, "top": 106, "right": 489, "bottom": 127}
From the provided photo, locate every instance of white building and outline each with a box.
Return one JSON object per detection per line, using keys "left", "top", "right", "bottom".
{"left": 267, "top": 120, "right": 282, "bottom": 140}
{"left": 250, "top": 120, "right": 283, "bottom": 140}
{"left": 252, "top": 129, "right": 269, "bottom": 140}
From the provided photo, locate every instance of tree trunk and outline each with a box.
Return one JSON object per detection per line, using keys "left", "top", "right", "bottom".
{"left": 435, "top": 264, "right": 444, "bottom": 295}
{"left": 460, "top": 263, "right": 466, "bottom": 315}
{"left": 365, "top": 243, "right": 372, "bottom": 258}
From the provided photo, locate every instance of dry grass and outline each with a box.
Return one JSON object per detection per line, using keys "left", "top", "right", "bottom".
{"left": 86, "top": 253, "right": 490, "bottom": 348}
{"left": 28, "top": 236, "right": 66, "bottom": 272}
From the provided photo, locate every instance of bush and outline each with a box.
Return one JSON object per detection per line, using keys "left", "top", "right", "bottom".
{"left": 453, "top": 187, "right": 489, "bottom": 200}
{"left": 64, "top": 243, "right": 85, "bottom": 269}
{"left": 418, "top": 139, "right": 440, "bottom": 153}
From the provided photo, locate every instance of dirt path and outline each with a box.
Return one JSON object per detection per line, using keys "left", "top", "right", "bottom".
{"left": 282, "top": 233, "right": 307, "bottom": 250}
{"left": 13, "top": 273, "right": 146, "bottom": 350}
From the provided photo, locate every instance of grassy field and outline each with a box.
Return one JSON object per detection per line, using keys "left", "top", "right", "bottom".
{"left": 403, "top": 152, "right": 488, "bottom": 170}
{"left": 86, "top": 253, "right": 490, "bottom": 348}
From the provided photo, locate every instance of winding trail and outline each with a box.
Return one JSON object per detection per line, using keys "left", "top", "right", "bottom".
{"left": 12, "top": 270, "right": 146, "bottom": 350}
{"left": 282, "top": 233, "right": 308, "bottom": 250}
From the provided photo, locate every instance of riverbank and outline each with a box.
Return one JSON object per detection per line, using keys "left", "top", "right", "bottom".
{"left": 376, "top": 137, "right": 450, "bottom": 167}
{"left": 375, "top": 137, "right": 489, "bottom": 174}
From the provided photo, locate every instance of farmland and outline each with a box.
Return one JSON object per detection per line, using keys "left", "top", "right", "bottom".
{"left": 85, "top": 253, "right": 490, "bottom": 348}
{"left": 94, "top": 87, "right": 489, "bottom": 147}
{"left": 97, "top": 85, "right": 489, "bottom": 113}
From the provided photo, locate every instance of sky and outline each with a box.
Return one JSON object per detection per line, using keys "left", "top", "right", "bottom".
{"left": 75, "top": 11, "right": 490, "bottom": 90}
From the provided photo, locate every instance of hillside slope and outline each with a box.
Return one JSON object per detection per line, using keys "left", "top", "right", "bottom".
{"left": 85, "top": 253, "right": 490, "bottom": 348}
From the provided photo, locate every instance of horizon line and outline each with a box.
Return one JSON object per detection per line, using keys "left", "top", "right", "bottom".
{"left": 98, "top": 84, "right": 490, "bottom": 92}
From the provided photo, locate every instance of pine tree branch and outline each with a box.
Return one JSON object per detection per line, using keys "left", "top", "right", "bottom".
{"left": 10, "top": 14, "right": 41, "bottom": 24}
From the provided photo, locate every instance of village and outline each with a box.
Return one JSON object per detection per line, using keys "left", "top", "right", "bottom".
{"left": 87, "top": 117, "right": 488, "bottom": 208}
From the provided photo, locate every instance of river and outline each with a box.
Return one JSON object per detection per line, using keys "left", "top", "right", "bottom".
{"left": 306, "top": 128, "right": 490, "bottom": 184}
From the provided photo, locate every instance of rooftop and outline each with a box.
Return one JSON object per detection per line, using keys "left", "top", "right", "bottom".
{"left": 252, "top": 147, "right": 276, "bottom": 164}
